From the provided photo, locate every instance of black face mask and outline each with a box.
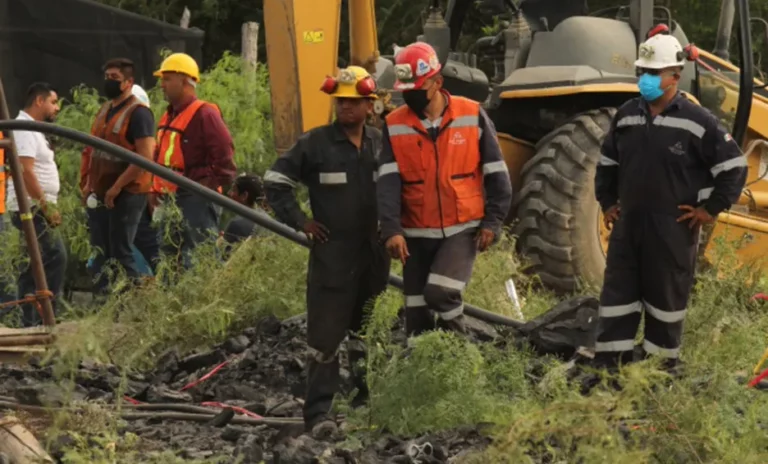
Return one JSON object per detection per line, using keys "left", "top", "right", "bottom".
{"left": 103, "top": 79, "right": 123, "bottom": 99}
{"left": 403, "top": 89, "right": 431, "bottom": 114}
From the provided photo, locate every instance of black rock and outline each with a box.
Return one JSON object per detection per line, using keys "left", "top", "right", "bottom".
{"left": 244, "top": 402, "right": 267, "bottom": 416}
{"left": 224, "top": 335, "right": 251, "bottom": 354}
{"left": 178, "top": 349, "right": 227, "bottom": 373}
{"left": 258, "top": 315, "right": 283, "bottom": 335}
{"left": 15, "top": 384, "right": 87, "bottom": 407}
{"left": 220, "top": 426, "right": 245, "bottom": 442}
{"left": 273, "top": 435, "right": 329, "bottom": 464}
{"left": 234, "top": 434, "right": 265, "bottom": 463}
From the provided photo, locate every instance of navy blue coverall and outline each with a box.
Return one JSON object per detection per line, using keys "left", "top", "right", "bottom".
{"left": 594, "top": 93, "right": 747, "bottom": 366}
{"left": 264, "top": 121, "right": 390, "bottom": 429}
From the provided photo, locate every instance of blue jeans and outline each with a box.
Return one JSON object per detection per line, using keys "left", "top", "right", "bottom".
{"left": 160, "top": 189, "right": 221, "bottom": 270}
{"left": 133, "top": 204, "right": 159, "bottom": 274}
{"left": 11, "top": 209, "right": 67, "bottom": 327}
{"left": 87, "top": 191, "right": 147, "bottom": 292}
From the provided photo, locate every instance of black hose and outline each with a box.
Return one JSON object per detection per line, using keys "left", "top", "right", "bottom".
{"left": 732, "top": 0, "right": 753, "bottom": 145}
{"left": 0, "top": 120, "right": 525, "bottom": 329}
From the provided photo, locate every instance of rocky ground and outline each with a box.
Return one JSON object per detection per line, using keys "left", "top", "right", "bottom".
{"left": 0, "top": 313, "right": 499, "bottom": 463}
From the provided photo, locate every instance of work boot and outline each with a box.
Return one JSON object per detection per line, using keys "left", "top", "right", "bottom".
{"left": 405, "top": 307, "right": 435, "bottom": 337}
{"left": 435, "top": 314, "right": 467, "bottom": 335}
{"left": 306, "top": 415, "right": 338, "bottom": 440}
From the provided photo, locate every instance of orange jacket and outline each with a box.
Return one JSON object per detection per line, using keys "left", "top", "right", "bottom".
{"left": 152, "top": 99, "right": 222, "bottom": 194}
{"left": 384, "top": 96, "right": 485, "bottom": 234}
{"left": 88, "top": 96, "right": 151, "bottom": 196}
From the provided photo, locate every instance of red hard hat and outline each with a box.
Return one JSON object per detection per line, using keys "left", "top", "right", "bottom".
{"left": 393, "top": 42, "right": 441, "bottom": 91}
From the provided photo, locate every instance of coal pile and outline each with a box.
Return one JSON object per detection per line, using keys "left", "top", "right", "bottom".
{"left": 0, "top": 313, "right": 497, "bottom": 463}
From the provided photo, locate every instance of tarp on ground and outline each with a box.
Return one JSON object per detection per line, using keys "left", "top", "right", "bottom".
{"left": 0, "top": 0, "right": 204, "bottom": 115}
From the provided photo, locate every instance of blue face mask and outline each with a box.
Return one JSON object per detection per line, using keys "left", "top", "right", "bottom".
{"left": 637, "top": 73, "right": 665, "bottom": 101}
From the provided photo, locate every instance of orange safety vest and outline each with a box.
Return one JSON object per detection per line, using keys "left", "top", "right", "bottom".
{"left": 385, "top": 95, "right": 484, "bottom": 235}
{"left": 0, "top": 132, "right": 5, "bottom": 214}
{"left": 152, "top": 99, "right": 222, "bottom": 194}
{"left": 89, "top": 96, "right": 150, "bottom": 195}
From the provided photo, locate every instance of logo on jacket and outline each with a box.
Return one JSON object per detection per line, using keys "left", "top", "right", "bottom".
{"left": 449, "top": 132, "right": 466, "bottom": 146}
{"left": 668, "top": 141, "right": 685, "bottom": 156}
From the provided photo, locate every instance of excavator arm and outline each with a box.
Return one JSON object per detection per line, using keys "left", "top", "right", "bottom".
{"left": 263, "top": 0, "right": 379, "bottom": 154}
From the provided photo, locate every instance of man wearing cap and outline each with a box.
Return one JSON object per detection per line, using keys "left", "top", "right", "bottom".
{"left": 264, "top": 66, "right": 390, "bottom": 435}
{"left": 151, "top": 53, "right": 237, "bottom": 269}
{"left": 376, "top": 42, "right": 512, "bottom": 337}
{"left": 594, "top": 31, "right": 747, "bottom": 370}
{"left": 81, "top": 58, "right": 156, "bottom": 291}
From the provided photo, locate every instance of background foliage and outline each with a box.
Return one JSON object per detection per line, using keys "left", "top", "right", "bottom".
{"left": 94, "top": 0, "right": 768, "bottom": 71}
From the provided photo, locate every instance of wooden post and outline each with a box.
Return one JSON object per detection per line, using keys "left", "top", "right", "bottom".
{"left": 0, "top": 79, "right": 55, "bottom": 328}
{"left": 241, "top": 22, "right": 260, "bottom": 72}
{"left": 180, "top": 7, "right": 191, "bottom": 29}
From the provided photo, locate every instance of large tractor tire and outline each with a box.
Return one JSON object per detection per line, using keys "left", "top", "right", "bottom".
{"left": 512, "top": 107, "right": 617, "bottom": 294}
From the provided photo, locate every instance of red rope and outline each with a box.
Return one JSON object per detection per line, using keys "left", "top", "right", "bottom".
{"left": 179, "top": 360, "right": 230, "bottom": 391}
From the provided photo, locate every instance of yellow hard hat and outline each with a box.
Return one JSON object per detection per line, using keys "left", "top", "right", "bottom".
{"left": 154, "top": 53, "right": 200, "bottom": 82}
{"left": 320, "top": 66, "right": 378, "bottom": 99}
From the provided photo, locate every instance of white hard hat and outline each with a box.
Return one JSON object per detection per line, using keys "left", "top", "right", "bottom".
{"left": 634, "top": 34, "right": 685, "bottom": 70}
{"left": 131, "top": 84, "right": 150, "bottom": 108}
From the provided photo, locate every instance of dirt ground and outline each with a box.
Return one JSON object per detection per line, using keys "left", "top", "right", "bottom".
{"left": 0, "top": 314, "right": 495, "bottom": 463}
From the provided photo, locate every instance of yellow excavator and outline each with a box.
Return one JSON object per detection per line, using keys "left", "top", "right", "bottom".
{"left": 263, "top": 0, "right": 766, "bottom": 293}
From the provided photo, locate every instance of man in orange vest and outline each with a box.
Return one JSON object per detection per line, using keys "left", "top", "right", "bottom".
{"left": 82, "top": 58, "right": 156, "bottom": 292}
{"left": 377, "top": 42, "right": 513, "bottom": 336}
{"left": 150, "top": 53, "right": 236, "bottom": 269}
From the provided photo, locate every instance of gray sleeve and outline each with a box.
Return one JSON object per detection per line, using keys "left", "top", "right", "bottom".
{"left": 376, "top": 123, "right": 404, "bottom": 241}
{"left": 478, "top": 107, "right": 513, "bottom": 235}
{"left": 595, "top": 114, "right": 620, "bottom": 212}
{"left": 699, "top": 117, "right": 747, "bottom": 216}
{"left": 264, "top": 138, "right": 310, "bottom": 231}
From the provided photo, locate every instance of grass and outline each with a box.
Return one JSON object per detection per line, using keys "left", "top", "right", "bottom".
{"left": 1, "top": 53, "right": 767, "bottom": 462}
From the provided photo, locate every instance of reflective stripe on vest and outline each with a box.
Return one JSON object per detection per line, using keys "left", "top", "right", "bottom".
{"left": 385, "top": 95, "right": 485, "bottom": 236}
{"left": 152, "top": 99, "right": 220, "bottom": 194}
{"left": 89, "top": 97, "right": 142, "bottom": 162}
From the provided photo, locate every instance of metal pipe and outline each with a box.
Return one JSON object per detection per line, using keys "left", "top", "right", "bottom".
{"left": 0, "top": 120, "right": 525, "bottom": 329}
{"left": 732, "top": 0, "right": 754, "bottom": 145}
{"left": 714, "top": 0, "right": 736, "bottom": 61}
{"left": 0, "top": 79, "right": 55, "bottom": 327}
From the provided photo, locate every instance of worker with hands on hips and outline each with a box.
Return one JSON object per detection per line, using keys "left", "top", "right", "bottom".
{"left": 376, "top": 42, "right": 513, "bottom": 337}
{"left": 594, "top": 30, "right": 747, "bottom": 370}
{"left": 264, "top": 66, "right": 390, "bottom": 436}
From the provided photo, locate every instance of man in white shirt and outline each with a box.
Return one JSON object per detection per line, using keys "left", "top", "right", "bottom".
{"left": 6, "top": 82, "right": 66, "bottom": 327}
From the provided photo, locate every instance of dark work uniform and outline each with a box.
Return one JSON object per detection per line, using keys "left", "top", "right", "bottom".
{"left": 594, "top": 93, "right": 747, "bottom": 366}
{"left": 264, "top": 121, "right": 390, "bottom": 429}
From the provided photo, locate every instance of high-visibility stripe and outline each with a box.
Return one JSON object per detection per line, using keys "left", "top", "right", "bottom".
{"left": 439, "top": 304, "right": 464, "bottom": 320}
{"left": 427, "top": 273, "right": 466, "bottom": 291}
{"left": 643, "top": 301, "right": 686, "bottom": 324}
{"left": 319, "top": 172, "right": 347, "bottom": 184}
{"left": 264, "top": 170, "right": 297, "bottom": 187}
{"left": 599, "top": 155, "right": 619, "bottom": 166}
{"left": 482, "top": 160, "right": 508, "bottom": 176}
{"left": 378, "top": 162, "right": 399, "bottom": 177}
{"left": 163, "top": 132, "right": 177, "bottom": 167}
{"left": 653, "top": 116, "right": 705, "bottom": 138}
{"left": 403, "top": 220, "right": 481, "bottom": 239}
{"left": 594, "top": 340, "right": 635, "bottom": 352}
{"left": 698, "top": 187, "right": 713, "bottom": 202}
{"left": 711, "top": 156, "right": 747, "bottom": 177}
{"left": 405, "top": 295, "right": 427, "bottom": 307}
{"left": 642, "top": 339, "right": 680, "bottom": 359}
{"left": 617, "top": 115, "right": 646, "bottom": 127}
{"left": 599, "top": 301, "right": 642, "bottom": 318}
{"left": 388, "top": 124, "right": 418, "bottom": 137}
